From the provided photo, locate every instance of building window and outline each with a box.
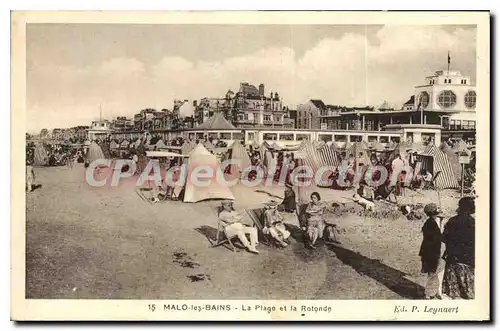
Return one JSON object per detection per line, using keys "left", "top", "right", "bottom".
{"left": 279, "top": 133, "right": 294, "bottom": 141}
{"left": 296, "top": 134, "right": 310, "bottom": 141}
{"left": 233, "top": 132, "right": 244, "bottom": 140}
{"left": 264, "top": 115, "right": 271, "bottom": 121}
{"left": 247, "top": 132, "right": 255, "bottom": 140}
{"left": 274, "top": 116, "right": 280, "bottom": 122}
{"left": 379, "top": 136, "right": 389, "bottom": 143}
{"left": 349, "top": 135, "right": 362, "bottom": 142}
{"left": 318, "top": 134, "right": 333, "bottom": 142}
{"left": 220, "top": 132, "right": 232, "bottom": 139}
{"left": 464, "top": 90, "right": 476, "bottom": 109}
{"left": 437, "top": 90, "right": 457, "bottom": 109}
{"left": 263, "top": 133, "right": 277, "bottom": 140}
{"left": 419, "top": 91, "right": 430, "bottom": 108}
{"left": 334, "top": 135, "right": 347, "bottom": 142}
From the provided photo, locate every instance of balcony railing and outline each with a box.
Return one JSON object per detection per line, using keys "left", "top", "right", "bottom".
{"left": 235, "top": 119, "right": 257, "bottom": 124}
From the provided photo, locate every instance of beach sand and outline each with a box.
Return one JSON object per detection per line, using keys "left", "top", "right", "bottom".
{"left": 25, "top": 164, "right": 461, "bottom": 300}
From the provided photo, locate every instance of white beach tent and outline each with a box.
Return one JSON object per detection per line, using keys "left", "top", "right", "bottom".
{"left": 183, "top": 143, "right": 235, "bottom": 203}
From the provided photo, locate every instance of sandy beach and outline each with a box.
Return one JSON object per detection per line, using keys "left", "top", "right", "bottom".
{"left": 25, "top": 163, "right": 462, "bottom": 300}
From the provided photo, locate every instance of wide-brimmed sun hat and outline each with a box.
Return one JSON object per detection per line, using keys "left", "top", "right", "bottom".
{"left": 221, "top": 200, "right": 234, "bottom": 207}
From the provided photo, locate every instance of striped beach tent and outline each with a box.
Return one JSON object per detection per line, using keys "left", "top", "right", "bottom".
{"left": 328, "top": 141, "right": 340, "bottom": 152}
{"left": 319, "top": 143, "right": 340, "bottom": 167}
{"left": 295, "top": 139, "right": 323, "bottom": 175}
{"left": 440, "top": 143, "right": 462, "bottom": 182}
{"left": 419, "top": 144, "right": 459, "bottom": 189}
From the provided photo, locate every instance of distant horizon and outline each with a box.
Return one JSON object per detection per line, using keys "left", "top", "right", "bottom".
{"left": 27, "top": 24, "right": 476, "bottom": 133}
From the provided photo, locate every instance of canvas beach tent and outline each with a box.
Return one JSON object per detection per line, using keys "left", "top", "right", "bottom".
{"left": 227, "top": 139, "right": 251, "bottom": 176}
{"left": 155, "top": 139, "right": 168, "bottom": 150}
{"left": 182, "top": 143, "right": 235, "bottom": 203}
{"left": 33, "top": 142, "right": 49, "bottom": 166}
{"left": 387, "top": 142, "right": 410, "bottom": 163}
{"left": 120, "top": 139, "right": 130, "bottom": 149}
{"left": 348, "top": 142, "right": 371, "bottom": 166}
{"left": 110, "top": 140, "right": 119, "bottom": 150}
{"left": 271, "top": 142, "right": 283, "bottom": 151}
{"left": 259, "top": 142, "right": 270, "bottom": 161}
{"left": 86, "top": 141, "right": 106, "bottom": 164}
{"left": 418, "top": 144, "right": 459, "bottom": 189}
{"left": 203, "top": 140, "right": 215, "bottom": 152}
{"left": 370, "top": 141, "right": 386, "bottom": 152}
{"left": 181, "top": 140, "right": 196, "bottom": 156}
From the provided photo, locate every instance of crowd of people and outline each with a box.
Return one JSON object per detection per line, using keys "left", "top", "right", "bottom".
{"left": 26, "top": 142, "right": 85, "bottom": 168}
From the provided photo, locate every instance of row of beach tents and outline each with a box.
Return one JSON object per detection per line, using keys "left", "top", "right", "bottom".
{"left": 31, "top": 135, "right": 473, "bottom": 194}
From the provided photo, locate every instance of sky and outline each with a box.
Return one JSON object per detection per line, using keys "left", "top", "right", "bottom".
{"left": 26, "top": 24, "right": 476, "bottom": 133}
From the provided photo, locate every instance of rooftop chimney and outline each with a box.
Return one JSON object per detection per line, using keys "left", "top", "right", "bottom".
{"left": 259, "top": 84, "right": 265, "bottom": 96}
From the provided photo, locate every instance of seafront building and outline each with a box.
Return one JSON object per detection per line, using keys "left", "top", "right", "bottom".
{"left": 75, "top": 66, "right": 477, "bottom": 147}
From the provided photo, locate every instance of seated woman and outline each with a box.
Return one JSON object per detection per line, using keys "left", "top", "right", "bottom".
{"left": 305, "top": 192, "right": 327, "bottom": 249}
{"left": 263, "top": 200, "right": 291, "bottom": 247}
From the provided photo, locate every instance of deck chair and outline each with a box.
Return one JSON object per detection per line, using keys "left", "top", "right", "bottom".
{"left": 245, "top": 208, "right": 272, "bottom": 246}
{"left": 209, "top": 206, "right": 239, "bottom": 252}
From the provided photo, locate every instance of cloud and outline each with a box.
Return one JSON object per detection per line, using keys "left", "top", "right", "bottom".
{"left": 27, "top": 25, "right": 476, "bottom": 132}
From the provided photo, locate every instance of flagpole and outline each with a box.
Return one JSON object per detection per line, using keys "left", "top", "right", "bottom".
{"left": 447, "top": 51, "right": 451, "bottom": 72}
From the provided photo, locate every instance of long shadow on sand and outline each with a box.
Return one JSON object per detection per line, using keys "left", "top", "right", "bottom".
{"left": 327, "top": 244, "right": 424, "bottom": 299}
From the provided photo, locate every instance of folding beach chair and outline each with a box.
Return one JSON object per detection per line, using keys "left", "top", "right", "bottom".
{"left": 245, "top": 208, "right": 273, "bottom": 247}
{"left": 209, "top": 205, "right": 239, "bottom": 252}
